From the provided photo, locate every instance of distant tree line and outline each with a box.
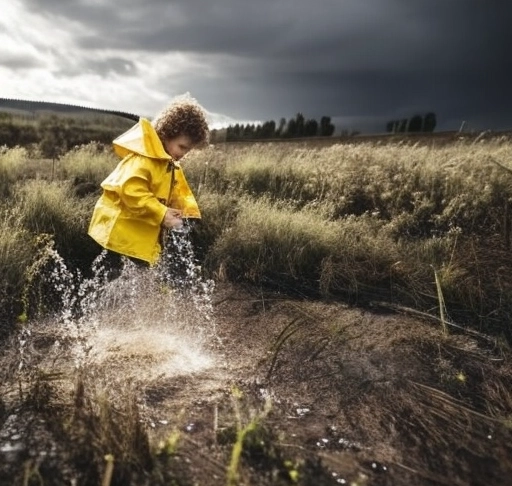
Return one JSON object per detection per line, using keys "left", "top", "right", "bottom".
{"left": 213, "top": 113, "right": 336, "bottom": 142}
{"left": 386, "top": 112, "right": 437, "bottom": 134}
{"left": 0, "top": 112, "right": 134, "bottom": 158}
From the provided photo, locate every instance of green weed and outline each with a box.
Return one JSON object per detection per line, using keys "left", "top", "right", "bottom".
{"left": 226, "top": 386, "right": 272, "bottom": 486}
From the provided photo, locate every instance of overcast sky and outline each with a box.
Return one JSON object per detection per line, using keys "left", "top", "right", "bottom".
{"left": 1, "top": 0, "right": 511, "bottom": 133}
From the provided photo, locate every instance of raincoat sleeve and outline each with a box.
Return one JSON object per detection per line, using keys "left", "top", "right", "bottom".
{"left": 101, "top": 155, "right": 167, "bottom": 226}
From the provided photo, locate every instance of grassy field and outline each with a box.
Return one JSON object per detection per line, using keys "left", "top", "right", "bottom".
{"left": 2, "top": 136, "right": 512, "bottom": 337}
{"left": 1, "top": 135, "right": 512, "bottom": 485}
{"left": 190, "top": 136, "right": 512, "bottom": 338}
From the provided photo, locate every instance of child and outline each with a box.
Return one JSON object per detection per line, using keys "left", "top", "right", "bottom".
{"left": 88, "top": 95, "right": 209, "bottom": 266}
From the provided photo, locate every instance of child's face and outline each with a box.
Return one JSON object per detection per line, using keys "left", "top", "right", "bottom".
{"left": 164, "top": 134, "right": 194, "bottom": 161}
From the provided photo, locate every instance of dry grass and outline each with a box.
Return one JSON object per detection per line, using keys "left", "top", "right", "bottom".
{"left": 0, "top": 208, "right": 38, "bottom": 332}
{"left": 58, "top": 142, "right": 118, "bottom": 186}
{"left": 2, "top": 136, "right": 512, "bottom": 336}
{"left": 0, "top": 134, "right": 510, "bottom": 485}
{"left": 185, "top": 138, "right": 512, "bottom": 336}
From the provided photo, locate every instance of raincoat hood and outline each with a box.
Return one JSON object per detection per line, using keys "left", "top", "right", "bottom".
{"left": 113, "top": 118, "right": 170, "bottom": 160}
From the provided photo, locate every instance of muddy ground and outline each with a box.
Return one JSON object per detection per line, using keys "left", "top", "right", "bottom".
{"left": 1, "top": 282, "right": 512, "bottom": 486}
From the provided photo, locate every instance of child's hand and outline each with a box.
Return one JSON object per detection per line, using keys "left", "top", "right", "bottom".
{"left": 162, "top": 208, "right": 183, "bottom": 229}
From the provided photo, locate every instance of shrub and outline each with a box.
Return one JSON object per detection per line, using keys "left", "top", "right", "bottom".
{"left": 58, "top": 142, "right": 117, "bottom": 187}
{"left": 207, "top": 197, "right": 399, "bottom": 298}
{"left": 0, "top": 146, "right": 31, "bottom": 199}
{"left": 15, "top": 179, "right": 99, "bottom": 269}
{"left": 0, "top": 207, "right": 38, "bottom": 331}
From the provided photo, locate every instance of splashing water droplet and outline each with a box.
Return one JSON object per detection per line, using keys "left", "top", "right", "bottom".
{"left": 17, "top": 227, "right": 217, "bottom": 380}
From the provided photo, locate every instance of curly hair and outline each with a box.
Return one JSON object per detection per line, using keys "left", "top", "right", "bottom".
{"left": 152, "top": 94, "right": 210, "bottom": 147}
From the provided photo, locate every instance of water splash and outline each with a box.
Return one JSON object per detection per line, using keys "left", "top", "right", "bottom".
{"left": 17, "top": 228, "right": 217, "bottom": 379}
{"left": 157, "top": 226, "right": 216, "bottom": 331}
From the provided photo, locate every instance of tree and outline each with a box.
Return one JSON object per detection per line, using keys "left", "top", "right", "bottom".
{"left": 424, "top": 112, "right": 437, "bottom": 132}
{"left": 276, "top": 118, "right": 286, "bottom": 137}
{"left": 226, "top": 124, "right": 239, "bottom": 141}
{"left": 260, "top": 120, "right": 276, "bottom": 138}
{"left": 243, "top": 124, "right": 255, "bottom": 139}
{"left": 408, "top": 114, "right": 423, "bottom": 133}
{"left": 233, "top": 124, "right": 242, "bottom": 140}
{"left": 398, "top": 119, "right": 408, "bottom": 133}
{"left": 295, "top": 113, "right": 305, "bottom": 138}
{"left": 319, "top": 116, "right": 335, "bottom": 136}
{"left": 285, "top": 118, "right": 298, "bottom": 138}
{"left": 304, "top": 119, "right": 319, "bottom": 137}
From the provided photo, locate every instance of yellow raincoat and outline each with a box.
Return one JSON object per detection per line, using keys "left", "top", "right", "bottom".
{"left": 88, "top": 118, "right": 201, "bottom": 265}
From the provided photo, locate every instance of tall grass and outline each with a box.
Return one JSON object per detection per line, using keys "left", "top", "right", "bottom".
{"left": 1, "top": 137, "right": 512, "bottom": 484}
{"left": 187, "top": 140, "right": 512, "bottom": 239}
{"left": 14, "top": 179, "right": 99, "bottom": 265}
{"left": 206, "top": 195, "right": 400, "bottom": 298}
{"left": 1, "top": 137, "right": 512, "bottom": 338}
{"left": 186, "top": 138, "right": 512, "bottom": 336}
{"left": 0, "top": 146, "right": 30, "bottom": 198}
{"left": 58, "top": 142, "right": 117, "bottom": 186}
{"left": 0, "top": 207, "right": 38, "bottom": 332}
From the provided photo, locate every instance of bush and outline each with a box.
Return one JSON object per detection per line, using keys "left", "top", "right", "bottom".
{"left": 207, "top": 196, "right": 399, "bottom": 298}
{"left": 0, "top": 146, "right": 31, "bottom": 198}
{"left": 15, "top": 179, "right": 99, "bottom": 269}
{"left": 0, "top": 208, "right": 38, "bottom": 331}
{"left": 58, "top": 142, "right": 117, "bottom": 187}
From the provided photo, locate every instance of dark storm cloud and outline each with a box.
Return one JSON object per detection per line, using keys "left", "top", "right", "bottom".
{"left": 0, "top": 54, "right": 44, "bottom": 70}
{"left": 55, "top": 57, "right": 138, "bottom": 78}
{"left": 85, "top": 57, "right": 138, "bottom": 76}
{"left": 19, "top": 0, "right": 512, "bottom": 131}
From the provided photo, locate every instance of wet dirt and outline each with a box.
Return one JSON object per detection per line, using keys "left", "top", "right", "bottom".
{"left": 1, "top": 282, "right": 512, "bottom": 485}
{"left": 137, "top": 283, "right": 512, "bottom": 486}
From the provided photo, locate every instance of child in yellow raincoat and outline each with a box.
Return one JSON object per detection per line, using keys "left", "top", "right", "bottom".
{"left": 88, "top": 96, "right": 209, "bottom": 266}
